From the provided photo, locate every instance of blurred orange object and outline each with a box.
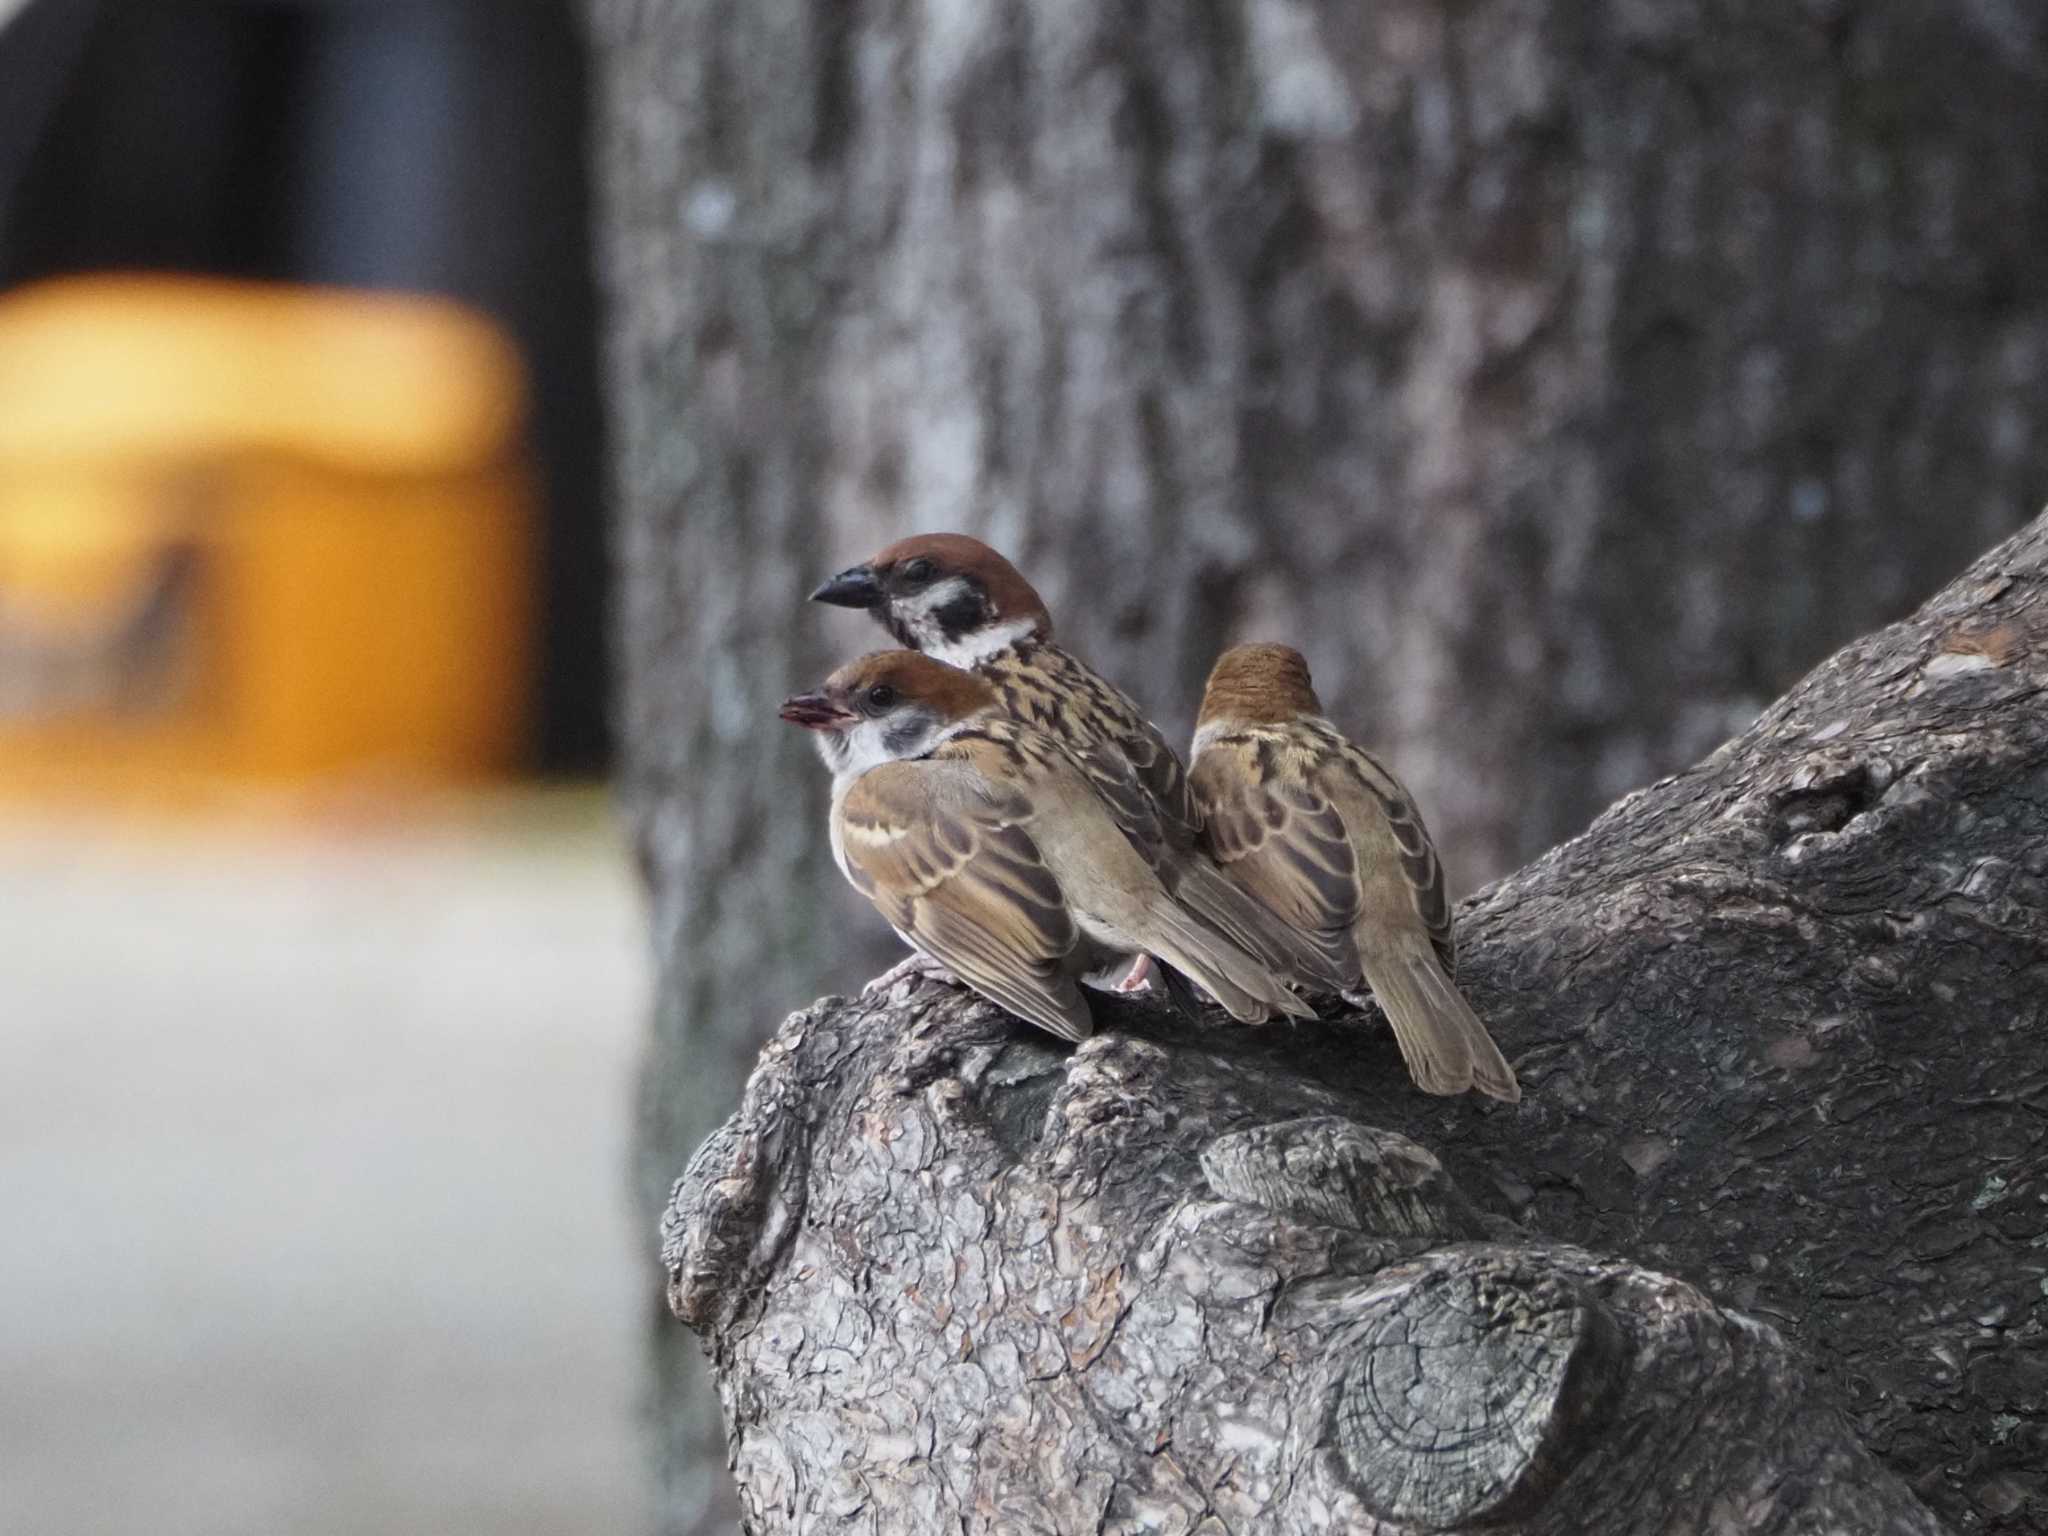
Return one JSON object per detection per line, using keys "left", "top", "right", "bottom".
{"left": 0, "top": 274, "right": 534, "bottom": 798}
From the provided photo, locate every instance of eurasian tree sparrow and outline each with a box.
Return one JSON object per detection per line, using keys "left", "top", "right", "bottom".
{"left": 1189, "top": 644, "right": 1521, "bottom": 1102}
{"left": 810, "top": 534, "right": 1326, "bottom": 991}
{"left": 780, "top": 650, "right": 1316, "bottom": 1041}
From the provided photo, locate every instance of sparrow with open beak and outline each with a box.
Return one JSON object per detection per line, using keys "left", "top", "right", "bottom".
{"left": 1189, "top": 644, "right": 1521, "bottom": 1102}
{"left": 780, "top": 650, "right": 1316, "bottom": 1042}
{"left": 810, "top": 534, "right": 1326, "bottom": 996}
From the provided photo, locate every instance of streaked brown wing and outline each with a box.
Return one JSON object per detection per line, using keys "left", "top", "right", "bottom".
{"left": 1061, "top": 735, "right": 1174, "bottom": 872}
{"left": 1190, "top": 738, "right": 1360, "bottom": 984}
{"left": 838, "top": 762, "right": 1093, "bottom": 1041}
{"left": 986, "top": 644, "right": 1204, "bottom": 845}
{"left": 1125, "top": 723, "right": 1204, "bottom": 842}
{"left": 1337, "top": 743, "right": 1456, "bottom": 978}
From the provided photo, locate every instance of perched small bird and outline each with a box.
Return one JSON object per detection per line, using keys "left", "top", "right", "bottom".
{"left": 1189, "top": 644, "right": 1521, "bottom": 1102}
{"left": 780, "top": 650, "right": 1316, "bottom": 1042}
{"left": 810, "top": 533, "right": 1323, "bottom": 993}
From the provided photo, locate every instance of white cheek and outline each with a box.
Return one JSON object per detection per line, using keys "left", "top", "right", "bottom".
{"left": 826, "top": 710, "right": 969, "bottom": 793}
{"left": 836, "top": 719, "right": 896, "bottom": 779}
{"left": 896, "top": 578, "right": 971, "bottom": 648}
{"left": 910, "top": 577, "right": 970, "bottom": 615}
{"left": 813, "top": 721, "right": 894, "bottom": 780}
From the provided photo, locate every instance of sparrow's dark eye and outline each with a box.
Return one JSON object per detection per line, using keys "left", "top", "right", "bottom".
{"left": 899, "top": 557, "right": 937, "bottom": 585}
{"left": 863, "top": 683, "right": 898, "bottom": 713}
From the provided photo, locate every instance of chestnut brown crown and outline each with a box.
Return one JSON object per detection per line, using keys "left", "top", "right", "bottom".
{"left": 780, "top": 649, "right": 1000, "bottom": 729}
{"left": 1196, "top": 643, "right": 1325, "bottom": 727}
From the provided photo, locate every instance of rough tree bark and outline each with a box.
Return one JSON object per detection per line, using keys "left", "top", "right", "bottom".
{"left": 583, "top": 2, "right": 2048, "bottom": 1526}
{"left": 666, "top": 513, "right": 2048, "bottom": 1534}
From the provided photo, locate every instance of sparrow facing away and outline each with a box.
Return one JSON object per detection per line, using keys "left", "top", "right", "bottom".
{"left": 780, "top": 650, "right": 1316, "bottom": 1042}
{"left": 1189, "top": 644, "right": 1521, "bottom": 1102}
{"left": 810, "top": 534, "right": 1327, "bottom": 992}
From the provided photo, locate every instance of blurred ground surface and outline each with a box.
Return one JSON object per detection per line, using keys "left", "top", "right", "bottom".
{"left": 0, "top": 790, "right": 652, "bottom": 1536}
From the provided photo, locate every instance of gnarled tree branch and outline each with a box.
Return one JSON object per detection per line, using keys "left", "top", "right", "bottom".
{"left": 665, "top": 511, "right": 2048, "bottom": 1533}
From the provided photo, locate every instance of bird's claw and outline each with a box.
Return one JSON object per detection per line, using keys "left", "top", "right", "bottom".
{"left": 1112, "top": 954, "right": 1156, "bottom": 994}
{"left": 863, "top": 951, "right": 960, "bottom": 996}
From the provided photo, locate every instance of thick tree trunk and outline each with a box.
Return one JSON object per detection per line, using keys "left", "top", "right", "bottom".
{"left": 583, "top": 2, "right": 2048, "bottom": 1527}
{"left": 666, "top": 511, "right": 2048, "bottom": 1534}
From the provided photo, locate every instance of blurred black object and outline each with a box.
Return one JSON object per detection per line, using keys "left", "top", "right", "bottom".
{"left": 0, "top": 0, "right": 612, "bottom": 774}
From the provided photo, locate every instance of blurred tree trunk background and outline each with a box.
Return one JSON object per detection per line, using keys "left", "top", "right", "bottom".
{"left": 582, "top": 2, "right": 2048, "bottom": 1530}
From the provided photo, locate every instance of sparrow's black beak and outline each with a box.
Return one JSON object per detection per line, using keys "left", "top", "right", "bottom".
{"left": 810, "top": 564, "right": 884, "bottom": 609}
{"left": 779, "top": 691, "right": 857, "bottom": 730}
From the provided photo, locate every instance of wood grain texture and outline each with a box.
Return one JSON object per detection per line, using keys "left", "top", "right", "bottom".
{"left": 666, "top": 510, "right": 2048, "bottom": 1532}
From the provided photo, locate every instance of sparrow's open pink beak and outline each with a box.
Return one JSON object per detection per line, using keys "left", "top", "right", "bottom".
{"left": 779, "top": 691, "right": 857, "bottom": 730}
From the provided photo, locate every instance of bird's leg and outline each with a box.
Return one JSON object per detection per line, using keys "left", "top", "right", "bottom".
{"left": 862, "top": 949, "right": 960, "bottom": 996}
{"left": 1113, "top": 954, "right": 1156, "bottom": 993}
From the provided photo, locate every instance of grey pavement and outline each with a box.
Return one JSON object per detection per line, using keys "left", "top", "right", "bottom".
{"left": 0, "top": 792, "right": 653, "bottom": 1535}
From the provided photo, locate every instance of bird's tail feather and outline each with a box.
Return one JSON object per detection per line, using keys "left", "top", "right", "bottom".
{"left": 1140, "top": 901, "right": 1317, "bottom": 1025}
{"left": 1171, "top": 860, "right": 1350, "bottom": 991}
{"left": 1351, "top": 945, "right": 1519, "bottom": 1102}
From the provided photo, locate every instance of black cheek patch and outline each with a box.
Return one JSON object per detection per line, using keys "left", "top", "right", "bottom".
{"left": 882, "top": 710, "right": 940, "bottom": 757}
{"left": 932, "top": 590, "right": 988, "bottom": 639}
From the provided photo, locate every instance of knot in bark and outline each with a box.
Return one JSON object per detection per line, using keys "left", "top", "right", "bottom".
{"left": 1330, "top": 1259, "right": 1625, "bottom": 1529}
